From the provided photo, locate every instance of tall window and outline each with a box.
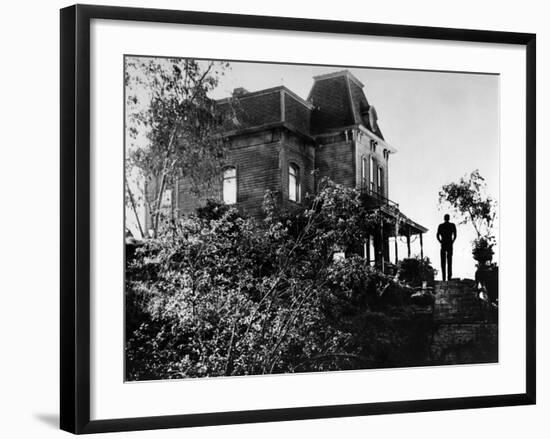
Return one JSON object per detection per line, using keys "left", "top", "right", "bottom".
{"left": 378, "top": 166, "right": 384, "bottom": 195}
{"left": 222, "top": 167, "right": 237, "bottom": 204}
{"left": 365, "top": 235, "right": 375, "bottom": 267}
{"left": 289, "top": 163, "right": 300, "bottom": 202}
{"left": 369, "top": 156, "right": 375, "bottom": 191}
{"left": 361, "top": 156, "right": 368, "bottom": 188}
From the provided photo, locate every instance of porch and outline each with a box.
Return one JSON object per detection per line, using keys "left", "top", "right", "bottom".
{"left": 360, "top": 187, "right": 428, "bottom": 273}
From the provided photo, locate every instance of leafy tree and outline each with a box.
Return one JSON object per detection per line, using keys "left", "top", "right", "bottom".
{"left": 439, "top": 170, "right": 497, "bottom": 258}
{"left": 125, "top": 57, "right": 231, "bottom": 237}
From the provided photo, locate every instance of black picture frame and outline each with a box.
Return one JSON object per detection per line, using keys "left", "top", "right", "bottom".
{"left": 60, "top": 4, "right": 536, "bottom": 434}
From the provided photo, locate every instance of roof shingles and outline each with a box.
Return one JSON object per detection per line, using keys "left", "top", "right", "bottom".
{"left": 217, "top": 71, "right": 383, "bottom": 139}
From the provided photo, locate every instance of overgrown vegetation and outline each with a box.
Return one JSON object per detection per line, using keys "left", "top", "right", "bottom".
{"left": 125, "top": 181, "right": 434, "bottom": 380}
{"left": 397, "top": 257, "right": 436, "bottom": 288}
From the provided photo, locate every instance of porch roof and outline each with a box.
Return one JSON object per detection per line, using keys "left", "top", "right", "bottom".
{"left": 361, "top": 189, "right": 428, "bottom": 235}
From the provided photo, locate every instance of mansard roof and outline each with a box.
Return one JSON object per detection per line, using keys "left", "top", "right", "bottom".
{"left": 217, "top": 70, "right": 384, "bottom": 140}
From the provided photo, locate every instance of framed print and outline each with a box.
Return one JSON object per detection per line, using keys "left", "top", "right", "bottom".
{"left": 60, "top": 4, "right": 536, "bottom": 434}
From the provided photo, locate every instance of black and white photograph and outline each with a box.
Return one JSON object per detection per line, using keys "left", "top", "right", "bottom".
{"left": 124, "top": 57, "right": 500, "bottom": 381}
{"left": 0, "top": 0, "right": 543, "bottom": 436}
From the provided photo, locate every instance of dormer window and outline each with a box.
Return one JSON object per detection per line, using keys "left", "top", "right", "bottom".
{"left": 289, "top": 163, "right": 301, "bottom": 203}
{"left": 369, "top": 106, "right": 378, "bottom": 132}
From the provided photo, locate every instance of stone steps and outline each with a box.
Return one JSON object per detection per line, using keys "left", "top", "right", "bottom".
{"left": 429, "top": 279, "right": 498, "bottom": 364}
{"left": 433, "top": 279, "right": 492, "bottom": 323}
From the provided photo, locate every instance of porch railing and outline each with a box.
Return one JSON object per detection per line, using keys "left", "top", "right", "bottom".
{"left": 361, "top": 181, "right": 399, "bottom": 210}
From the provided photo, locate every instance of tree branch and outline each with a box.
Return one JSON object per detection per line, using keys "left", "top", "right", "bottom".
{"left": 125, "top": 181, "right": 145, "bottom": 238}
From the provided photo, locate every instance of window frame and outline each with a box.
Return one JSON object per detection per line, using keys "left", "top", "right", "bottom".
{"left": 378, "top": 165, "right": 384, "bottom": 195}
{"left": 222, "top": 166, "right": 237, "bottom": 205}
{"left": 369, "top": 156, "right": 375, "bottom": 192}
{"left": 288, "top": 162, "right": 301, "bottom": 203}
{"left": 361, "top": 155, "right": 368, "bottom": 188}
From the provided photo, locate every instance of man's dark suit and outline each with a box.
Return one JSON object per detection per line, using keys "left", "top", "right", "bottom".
{"left": 437, "top": 221, "right": 457, "bottom": 281}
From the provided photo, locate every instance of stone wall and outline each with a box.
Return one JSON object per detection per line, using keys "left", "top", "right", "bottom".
{"left": 430, "top": 279, "right": 498, "bottom": 365}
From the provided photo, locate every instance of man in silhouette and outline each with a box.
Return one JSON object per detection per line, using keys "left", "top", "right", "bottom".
{"left": 437, "top": 214, "right": 457, "bottom": 281}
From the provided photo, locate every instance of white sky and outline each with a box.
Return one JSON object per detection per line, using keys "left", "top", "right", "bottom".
{"left": 206, "top": 60, "right": 499, "bottom": 279}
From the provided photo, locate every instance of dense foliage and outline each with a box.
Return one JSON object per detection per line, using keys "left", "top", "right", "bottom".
{"left": 126, "top": 181, "right": 433, "bottom": 380}
{"left": 397, "top": 257, "right": 436, "bottom": 287}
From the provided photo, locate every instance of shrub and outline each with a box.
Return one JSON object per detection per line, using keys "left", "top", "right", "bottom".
{"left": 472, "top": 236, "right": 495, "bottom": 262}
{"left": 396, "top": 257, "right": 436, "bottom": 287}
{"left": 125, "top": 181, "right": 434, "bottom": 379}
{"left": 195, "top": 199, "right": 232, "bottom": 221}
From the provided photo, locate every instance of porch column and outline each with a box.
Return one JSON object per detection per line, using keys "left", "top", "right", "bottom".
{"left": 406, "top": 229, "right": 411, "bottom": 258}
{"left": 419, "top": 233, "right": 424, "bottom": 260}
{"left": 366, "top": 236, "right": 371, "bottom": 264}
{"left": 394, "top": 219, "right": 399, "bottom": 264}
{"left": 380, "top": 218, "right": 384, "bottom": 272}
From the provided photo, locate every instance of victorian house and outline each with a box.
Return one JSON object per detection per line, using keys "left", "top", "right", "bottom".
{"left": 143, "top": 70, "right": 427, "bottom": 270}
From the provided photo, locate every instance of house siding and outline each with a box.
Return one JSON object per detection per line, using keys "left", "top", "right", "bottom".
{"left": 229, "top": 135, "right": 281, "bottom": 218}
{"left": 314, "top": 139, "right": 356, "bottom": 191}
{"left": 174, "top": 129, "right": 281, "bottom": 219}
{"left": 283, "top": 131, "right": 316, "bottom": 210}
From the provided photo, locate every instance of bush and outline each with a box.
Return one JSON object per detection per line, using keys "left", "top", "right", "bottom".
{"left": 476, "top": 263, "right": 499, "bottom": 304}
{"left": 195, "top": 199, "right": 233, "bottom": 221}
{"left": 472, "top": 236, "right": 494, "bottom": 262}
{"left": 125, "top": 181, "right": 434, "bottom": 380}
{"left": 396, "top": 257, "right": 436, "bottom": 287}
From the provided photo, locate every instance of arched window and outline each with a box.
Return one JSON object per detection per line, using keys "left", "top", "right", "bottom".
{"left": 222, "top": 167, "right": 237, "bottom": 204}
{"left": 288, "top": 163, "right": 300, "bottom": 202}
